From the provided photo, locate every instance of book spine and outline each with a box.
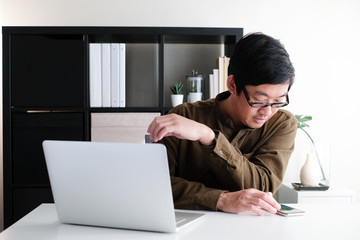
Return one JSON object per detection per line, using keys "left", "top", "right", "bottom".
{"left": 213, "top": 69, "right": 219, "bottom": 96}
{"left": 209, "top": 74, "right": 214, "bottom": 99}
{"left": 119, "top": 43, "right": 126, "bottom": 108}
{"left": 101, "top": 43, "right": 111, "bottom": 107}
{"left": 224, "top": 56, "right": 230, "bottom": 91}
{"left": 89, "top": 43, "right": 102, "bottom": 107}
{"left": 110, "top": 43, "right": 120, "bottom": 107}
{"left": 218, "top": 57, "right": 224, "bottom": 93}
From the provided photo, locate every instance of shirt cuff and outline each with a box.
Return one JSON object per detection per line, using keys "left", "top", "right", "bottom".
{"left": 194, "top": 188, "right": 226, "bottom": 211}
{"left": 212, "top": 131, "right": 238, "bottom": 166}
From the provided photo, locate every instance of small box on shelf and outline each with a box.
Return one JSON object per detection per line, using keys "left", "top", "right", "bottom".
{"left": 276, "top": 182, "right": 356, "bottom": 204}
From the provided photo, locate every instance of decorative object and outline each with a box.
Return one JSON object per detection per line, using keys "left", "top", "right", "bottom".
{"left": 170, "top": 82, "right": 184, "bottom": 107}
{"left": 295, "top": 115, "right": 329, "bottom": 189}
{"left": 186, "top": 69, "right": 204, "bottom": 103}
{"left": 300, "top": 153, "right": 321, "bottom": 186}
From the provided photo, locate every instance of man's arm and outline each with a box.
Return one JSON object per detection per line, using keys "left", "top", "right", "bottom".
{"left": 147, "top": 113, "right": 215, "bottom": 146}
{"left": 147, "top": 113, "right": 283, "bottom": 215}
{"left": 216, "top": 189, "right": 280, "bottom": 215}
{"left": 209, "top": 113, "right": 297, "bottom": 193}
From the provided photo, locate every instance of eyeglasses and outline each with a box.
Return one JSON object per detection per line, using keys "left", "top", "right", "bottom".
{"left": 242, "top": 87, "right": 289, "bottom": 108}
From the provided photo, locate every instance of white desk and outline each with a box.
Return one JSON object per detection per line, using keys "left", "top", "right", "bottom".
{"left": 1, "top": 203, "right": 360, "bottom": 240}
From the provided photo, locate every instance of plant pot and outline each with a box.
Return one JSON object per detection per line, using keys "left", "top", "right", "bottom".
{"left": 171, "top": 94, "right": 183, "bottom": 107}
{"left": 188, "top": 92, "right": 202, "bottom": 103}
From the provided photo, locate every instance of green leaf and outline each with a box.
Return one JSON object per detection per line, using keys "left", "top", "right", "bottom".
{"left": 295, "top": 115, "right": 312, "bottom": 129}
{"left": 170, "top": 82, "right": 183, "bottom": 94}
{"left": 295, "top": 115, "right": 312, "bottom": 123}
{"left": 297, "top": 123, "right": 309, "bottom": 128}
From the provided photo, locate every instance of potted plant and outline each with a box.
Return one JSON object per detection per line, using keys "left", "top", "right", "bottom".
{"left": 170, "top": 82, "right": 184, "bottom": 107}
{"left": 295, "top": 115, "right": 327, "bottom": 187}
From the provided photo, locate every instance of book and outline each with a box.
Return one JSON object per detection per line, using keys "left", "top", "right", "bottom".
{"left": 215, "top": 57, "right": 230, "bottom": 94}
{"left": 110, "top": 43, "right": 120, "bottom": 107}
{"left": 101, "top": 43, "right": 111, "bottom": 107}
{"left": 217, "top": 57, "right": 225, "bottom": 93}
{"left": 213, "top": 69, "right": 219, "bottom": 97}
{"left": 119, "top": 43, "right": 126, "bottom": 107}
{"left": 224, "top": 56, "right": 230, "bottom": 91}
{"left": 209, "top": 74, "right": 214, "bottom": 99}
{"left": 89, "top": 43, "right": 102, "bottom": 107}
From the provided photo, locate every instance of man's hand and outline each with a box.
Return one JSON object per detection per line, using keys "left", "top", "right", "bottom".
{"left": 147, "top": 113, "right": 215, "bottom": 145}
{"left": 216, "top": 188, "right": 281, "bottom": 216}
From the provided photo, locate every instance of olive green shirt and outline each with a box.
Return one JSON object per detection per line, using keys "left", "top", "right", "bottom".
{"left": 161, "top": 91, "right": 297, "bottom": 211}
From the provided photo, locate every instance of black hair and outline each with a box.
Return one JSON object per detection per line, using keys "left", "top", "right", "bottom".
{"left": 228, "top": 32, "right": 295, "bottom": 95}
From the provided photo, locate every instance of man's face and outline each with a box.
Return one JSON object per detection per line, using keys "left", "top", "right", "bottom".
{"left": 228, "top": 82, "right": 289, "bottom": 128}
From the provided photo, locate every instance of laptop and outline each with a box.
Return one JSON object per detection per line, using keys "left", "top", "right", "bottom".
{"left": 42, "top": 140, "right": 204, "bottom": 233}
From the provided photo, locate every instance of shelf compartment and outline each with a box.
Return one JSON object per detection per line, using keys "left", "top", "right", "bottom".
{"left": 12, "top": 112, "right": 86, "bottom": 185}
{"left": 126, "top": 43, "right": 159, "bottom": 107}
{"left": 10, "top": 34, "right": 86, "bottom": 108}
{"left": 164, "top": 43, "right": 224, "bottom": 106}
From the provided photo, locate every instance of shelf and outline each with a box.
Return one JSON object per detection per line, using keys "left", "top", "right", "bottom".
{"left": 2, "top": 26, "right": 243, "bottom": 228}
{"left": 11, "top": 107, "right": 169, "bottom": 113}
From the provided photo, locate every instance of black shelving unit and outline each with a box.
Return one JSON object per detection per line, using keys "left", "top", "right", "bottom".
{"left": 2, "top": 26, "right": 243, "bottom": 228}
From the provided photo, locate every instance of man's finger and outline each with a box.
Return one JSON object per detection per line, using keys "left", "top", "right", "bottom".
{"left": 249, "top": 189, "right": 280, "bottom": 211}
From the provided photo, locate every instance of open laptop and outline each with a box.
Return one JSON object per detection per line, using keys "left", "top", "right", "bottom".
{"left": 42, "top": 140, "right": 204, "bottom": 233}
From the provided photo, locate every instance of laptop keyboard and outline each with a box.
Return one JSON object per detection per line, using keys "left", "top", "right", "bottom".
{"left": 176, "top": 217, "right": 186, "bottom": 224}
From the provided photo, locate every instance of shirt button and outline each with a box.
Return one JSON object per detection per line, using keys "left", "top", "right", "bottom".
{"left": 219, "top": 150, "right": 223, "bottom": 155}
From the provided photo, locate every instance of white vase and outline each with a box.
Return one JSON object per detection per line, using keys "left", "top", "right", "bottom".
{"left": 300, "top": 153, "right": 321, "bottom": 187}
{"left": 171, "top": 94, "right": 183, "bottom": 107}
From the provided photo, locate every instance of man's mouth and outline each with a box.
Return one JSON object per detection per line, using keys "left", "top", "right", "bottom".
{"left": 254, "top": 116, "right": 268, "bottom": 124}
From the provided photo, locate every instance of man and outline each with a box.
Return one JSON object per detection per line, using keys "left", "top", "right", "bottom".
{"left": 147, "top": 32, "right": 297, "bottom": 216}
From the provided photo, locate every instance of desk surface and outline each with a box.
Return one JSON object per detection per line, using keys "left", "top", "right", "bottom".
{"left": 1, "top": 203, "right": 360, "bottom": 240}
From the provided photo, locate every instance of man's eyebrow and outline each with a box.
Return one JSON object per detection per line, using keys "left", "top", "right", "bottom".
{"left": 254, "top": 91, "right": 288, "bottom": 98}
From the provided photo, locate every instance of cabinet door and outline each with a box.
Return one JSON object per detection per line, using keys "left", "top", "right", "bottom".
{"left": 12, "top": 112, "right": 85, "bottom": 185}
{"left": 11, "top": 34, "right": 85, "bottom": 108}
{"left": 12, "top": 188, "right": 54, "bottom": 223}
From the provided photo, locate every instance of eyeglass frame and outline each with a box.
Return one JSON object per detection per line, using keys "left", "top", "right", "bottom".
{"left": 242, "top": 87, "right": 289, "bottom": 108}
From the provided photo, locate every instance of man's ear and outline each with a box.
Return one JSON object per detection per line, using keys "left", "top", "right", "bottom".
{"left": 227, "top": 75, "right": 237, "bottom": 94}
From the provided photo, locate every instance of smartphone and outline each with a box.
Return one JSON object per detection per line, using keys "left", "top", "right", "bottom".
{"left": 277, "top": 204, "right": 305, "bottom": 217}
{"left": 145, "top": 134, "right": 153, "bottom": 143}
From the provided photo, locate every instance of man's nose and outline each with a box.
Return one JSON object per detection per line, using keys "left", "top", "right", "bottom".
{"left": 260, "top": 105, "right": 272, "bottom": 116}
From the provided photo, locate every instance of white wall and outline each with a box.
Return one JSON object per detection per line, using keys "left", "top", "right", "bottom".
{"left": 2, "top": 0, "right": 360, "bottom": 226}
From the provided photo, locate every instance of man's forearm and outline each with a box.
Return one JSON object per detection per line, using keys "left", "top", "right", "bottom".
{"left": 199, "top": 128, "right": 216, "bottom": 146}
{"left": 171, "top": 176, "right": 224, "bottom": 210}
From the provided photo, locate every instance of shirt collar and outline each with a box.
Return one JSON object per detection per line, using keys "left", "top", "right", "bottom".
{"left": 214, "top": 91, "right": 256, "bottom": 131}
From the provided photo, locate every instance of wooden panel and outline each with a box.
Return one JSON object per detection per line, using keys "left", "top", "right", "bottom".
{"left": 91, "top": 112, "right": 160, "bottom": 143}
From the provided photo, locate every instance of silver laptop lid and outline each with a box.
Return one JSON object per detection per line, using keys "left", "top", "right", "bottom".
{"left": 43, "top": 140, "right": 177, "bottom": 233}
